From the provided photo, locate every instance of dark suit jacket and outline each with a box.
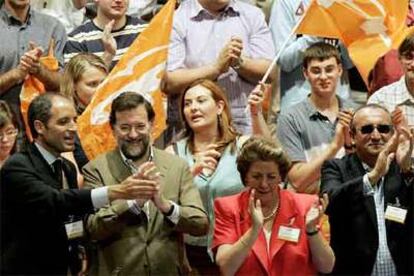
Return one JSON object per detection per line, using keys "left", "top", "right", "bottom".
{"left": 0, "top": 143, "right": 94, "bottom": 275}
{"left": 321, "top": 153, "right": 413, "bottom": 275}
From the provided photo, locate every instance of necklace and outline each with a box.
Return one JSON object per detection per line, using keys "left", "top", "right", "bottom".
{"left": 263, "top": 201, "right": 279, "bottom": 221}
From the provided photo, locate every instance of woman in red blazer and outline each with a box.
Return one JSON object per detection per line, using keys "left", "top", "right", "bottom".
{"left": 212, "top": 137, "right": 335, "bottom": 276}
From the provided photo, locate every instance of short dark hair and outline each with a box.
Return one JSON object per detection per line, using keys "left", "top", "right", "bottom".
{"left": 350, "top": 103, "right": 392, "bottom": 133}
{"left": 303, "top": 42, "right": 341, "bottom": 69}
{"left": 28, "top": 93, "right": 69, "bottom": 138}
{"left": 398, "top": 31, "right": 414, "bottom": 57}
{"left": 237, "top": 137, "right": 291, "bottom": 185}
{"left": 109, "top": 92, "right": 155, "bottom": 127}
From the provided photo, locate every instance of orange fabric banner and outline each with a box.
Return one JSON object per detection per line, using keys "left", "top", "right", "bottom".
{"left": 296, "top": 0, "right": 413, "bottom": 84}
{"left": 20, "top": 40, "right": 58, "bottom": 141}
{"left": 77, "top": 0, "right": 175, "bottom": 160}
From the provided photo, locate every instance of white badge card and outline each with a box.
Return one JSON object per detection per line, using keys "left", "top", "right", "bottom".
{"left": 278, "top": 225, "right": 300, "bottom": 243}
{"left": 385, "top": 205, "right": 407, "bottom": 224}
{"left": 65, "top": 220, "right": 84, "bottom": 239}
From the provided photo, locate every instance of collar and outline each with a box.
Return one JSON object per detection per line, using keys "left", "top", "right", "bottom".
{"left": 399, "top": 76, "right": 414, "bottom": 105}
{"left": 191, "top": 0, "right": 239, "bottom": 19}
{"left": 119, "top": 146, "right": 154, "bottom": 173}
{"left": 34, "top": 142, "right": 58, "bottom": 166}
{"left": 304, "top": 96, "right": 346, "bottom": 120}
{"left": 0, "top": 4, "right": 32, "bottom": 26}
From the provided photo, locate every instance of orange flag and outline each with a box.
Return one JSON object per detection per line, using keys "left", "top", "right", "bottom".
{"left": 77, "top": 0, "right": 175, "bottom": 160}
{"left": 20, "top": 40, "right": 59, "bottom": 141}
{"left": 296, "top": 0, "right": 413, "bottom": 84}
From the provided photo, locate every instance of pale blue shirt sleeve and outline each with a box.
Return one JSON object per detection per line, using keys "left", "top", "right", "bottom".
{"left": 269, "top": 0, "right": 321, "bottom": 72}
{"left": 90, "top": 187, "right": 109, "bottom": 209}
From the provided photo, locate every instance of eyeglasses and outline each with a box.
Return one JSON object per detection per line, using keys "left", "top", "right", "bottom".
{"left": 0, "top": 128, "right": 18, "bottom": 141}
{"left": 357, "top": 124, "right": 393, "bottom": 135}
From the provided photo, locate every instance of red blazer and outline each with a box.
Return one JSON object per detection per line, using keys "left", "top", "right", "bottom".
{"left": 212, "top": 189, "right": 318, "bottom": 276}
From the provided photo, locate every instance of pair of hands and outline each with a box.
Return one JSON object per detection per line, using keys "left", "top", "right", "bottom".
{"left": 216, "top": 37, "right": 243, "bottom": 74}
{"left": 368, "top": 125, "right": 414, "bottom": 185}
{"left": 16, "top": 41, "right": 44, "bottom": 80}
{"left": 114, "top": 161, "right": 171, "bottom": 213}
{"left": 332, "top": 109, "right": 354, "bottom": 151}
{"left": 248, "top": 189, "right": 329, "bottom": 233}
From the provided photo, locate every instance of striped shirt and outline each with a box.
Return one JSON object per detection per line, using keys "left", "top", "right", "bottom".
{"left": 64, "top": 16, "right": 147, "bottom": 70}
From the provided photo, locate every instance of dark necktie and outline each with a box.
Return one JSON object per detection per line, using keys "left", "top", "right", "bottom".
{"left": 52, "top": 158, "right": 63, "bottom": 189}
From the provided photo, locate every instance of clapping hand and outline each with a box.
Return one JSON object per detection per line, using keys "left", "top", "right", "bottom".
{"left": 216, "top": 37, "right": 243, "bottom": 74}
{"left": 395, "top": 127, "right": 414, "bottom": 172}
{"left": 102, "top": 19, "right": 117, "bottom": 57}
{"left": 249, "top": 189, "right": 263, "bottom": 231}
{"left": 19, "top": 42, "right": 43, "bottom": 75}
{"left": 192, "top": 144, "right": 221, "bottom": 176}
{"left": 305, "top": 193, "right": 329, "bottom": 232}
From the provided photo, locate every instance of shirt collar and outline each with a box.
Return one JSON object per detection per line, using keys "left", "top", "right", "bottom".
{"left": 0, "top": 4, "right": 33, "bottom": 26}
{"left": 119, "top": 146, "right": 154, "bottom": 174}
{"left": 304, "top": 96, "right": 348, "bottom": 120}
{"left": 191, "top": 0, "right": 239, "bottom": 19}
{"left": 399, "top": 76, "right": 414, "bottom": 104}
{"left": 34, "top": 142, "right": 58, "bottom": 166}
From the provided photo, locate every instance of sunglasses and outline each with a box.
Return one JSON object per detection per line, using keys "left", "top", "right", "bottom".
{"left": 357, "top": 124, "right": 393, "bottom": 135}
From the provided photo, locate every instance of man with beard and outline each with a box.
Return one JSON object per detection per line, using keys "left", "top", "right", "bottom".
{"left": 82, "top": 92, "right": 209, "bottom": 275}
{"left": 1, "top": 93, "right": 156, "bottom": 275}
{"left": 321, "top": 104, "right": 413, "bottom": 275}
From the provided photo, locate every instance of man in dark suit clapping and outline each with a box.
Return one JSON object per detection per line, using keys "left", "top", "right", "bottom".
{"left": 321, "top": 104, "right": 413, "bottom": 275}
{"left": 0, "top": 93, "right": 157, "bottom": 275}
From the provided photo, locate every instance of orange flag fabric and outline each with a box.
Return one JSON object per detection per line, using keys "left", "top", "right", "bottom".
{"left": 77, "top": 0, "right": 175, "bottom": 160}
{"left": 20, "top": 40, "right": 59, "bottom": 141}
{"left": 296, "top": 0, "right": 413, "bottom": 84}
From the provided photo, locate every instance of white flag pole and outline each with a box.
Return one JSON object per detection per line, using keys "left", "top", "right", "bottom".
{"left": 260, "top": 11, "right": 309, "bottom": 84}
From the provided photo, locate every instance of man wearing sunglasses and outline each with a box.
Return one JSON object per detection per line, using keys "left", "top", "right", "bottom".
{"left": 321, "top": 104, "right": 413, "bottom": 275}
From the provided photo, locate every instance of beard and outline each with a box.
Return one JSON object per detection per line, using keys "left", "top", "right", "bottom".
{"left": 120, "top": 136, "right": 150, "bottom": 161}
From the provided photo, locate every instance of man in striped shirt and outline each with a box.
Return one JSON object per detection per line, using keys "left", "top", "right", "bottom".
{"left": 64, "top": 0, "right": 147, "bottom": 70}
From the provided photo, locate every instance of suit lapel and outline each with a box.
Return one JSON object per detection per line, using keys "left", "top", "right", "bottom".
{"left": 27, "top": 144, "right": 61, "bottom": 190}
{"left": 349, "top": 154, "right": 378, "bottom": 229}
{"left": 107, "top": 150, "right": 132, "bottom": 185}
{"left": 146, "top": 149, "right": 169, "bottom": 239}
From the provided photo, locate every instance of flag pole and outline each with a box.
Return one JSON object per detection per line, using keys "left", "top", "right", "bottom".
{"left": 260, "top": 11, "right": 308, "bottom": 83}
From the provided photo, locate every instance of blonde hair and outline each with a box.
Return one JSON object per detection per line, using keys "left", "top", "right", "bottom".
{"left": 60, "top": 53, "right": 108, "bottom": 113}
{"left": 179, "top": 79, "right": 240, "bottom": 154}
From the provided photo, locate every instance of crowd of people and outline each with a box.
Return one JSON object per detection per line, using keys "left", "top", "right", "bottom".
{"left": 0, "top": 0, "right": 413, "bottom": 275}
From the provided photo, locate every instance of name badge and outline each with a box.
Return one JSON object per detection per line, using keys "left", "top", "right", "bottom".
{"left": 65, "top": 220, "right": 84, "bottom": 240}
{"left": 278, "top": 225, "right": 300, "bottom": 243}
{"left": 385, "top": 205, "right": 407, "bottom": 224}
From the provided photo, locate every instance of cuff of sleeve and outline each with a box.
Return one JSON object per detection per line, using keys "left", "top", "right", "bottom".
{"left": 127, "top": 200, "right": 142, "bottom": 216}
{"left": 91, "top": 187, "right": 109, "bottom": 209}
{"left": 362, "top": 174, "right": 374, "bottom": 196}
{"left": 165, "top": 201, "right": 180, "bottom": 224}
